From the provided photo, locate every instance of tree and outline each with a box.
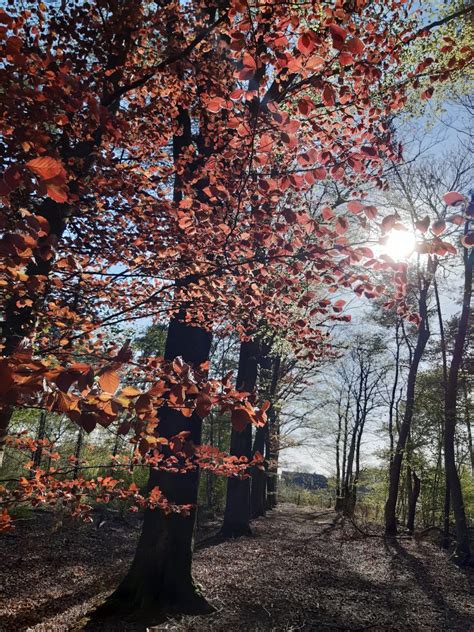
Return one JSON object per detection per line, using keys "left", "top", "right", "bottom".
{"left": 385, "top": 260, "right": 434, "bottom": 534}
{"left": 332, "top": 336, "right": 387, "bottom": 516}
{"left": 443, "top": 191, "right": 472, "bottom": 563}
{"left": 221, "top": 338, "right": 260, "bottom": 537}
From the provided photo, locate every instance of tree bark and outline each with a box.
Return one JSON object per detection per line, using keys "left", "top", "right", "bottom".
{"left": 442, "top": 481, "right": 451, "bottom": 548}
{"left": 73, "top": 427, "right": 84, "bottom": 479}
{"left": 388, "top": 320, "right": 401, "bottom": 467}
{"left": 444, "top": 247, "right": 472, "bottom": 563}
{"left": 335, "top": 404, "right": 342, "bottom": 511}
{"left": 385, "top": 279, "right": 431, "bottom": 536}
{"left": 250, "top": 424, "right": 267, "bottom": 518}
{"left": 406, "top": 469, "right": 420, "bottom": 534}
{"left": 97, "top": 316, "right": 213, "bottom": 619}
{"left": 32, "top": 411, "right": 48, "bottom": 470}
{"left": 265, "top": 355, "right": 280, "bottom": 510}
{"left": 221, "top": 338, "right": 259, "bottom": 537}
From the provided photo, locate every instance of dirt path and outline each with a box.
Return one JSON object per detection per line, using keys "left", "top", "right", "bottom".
{"left": 1, "top": 504, "right": 472, "bottom": 631}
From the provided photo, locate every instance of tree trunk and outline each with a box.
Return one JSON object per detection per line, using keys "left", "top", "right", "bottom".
{"left": 250, "top": 424, "right": 266, "bottom": 518}
{"left": 221, "top": 339, "right": 259, "bottom": 537}
{"left": 32, "top": 411, "right": 48, "bottom": 470}
{"left": 336, "top": 403, "right": 349, "bottom": 512}
{"left": 73, "top": 427, "right": 84, "bottom": 479}
{"left": 385, "top": 280, "right": 431, "bottom": 536}
{"left": 442, "top": 480, "right": 451, "bottom": 548}
{"left": 97, "top": 316, "right": 213, "bottom": 619}
{"left": 388, "top": 320, "right": 401, "bottom": 467}
{"left": 463, "top": 377, "right": 474, "bottom": 477}
{"left": 342, "top": 424, "right": 358, "bottom": 517}
{"left": 335, "top": 413, "right": 342, "bottom": 511}
{"left": 205, "top": 413, "right": 214, "bottom": 509}
{"left": 265, "top": 355, "right": 280, "bottom": 510}
{"left": 406, "top": 469, "right": 420, "bottom": 534}
{"left": 444, "top": 247, "right": 472, "bottom": 563}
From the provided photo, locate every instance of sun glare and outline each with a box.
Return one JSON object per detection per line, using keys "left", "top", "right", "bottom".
{"left": 383, "top": 230, "right": 416, "bottom": 261}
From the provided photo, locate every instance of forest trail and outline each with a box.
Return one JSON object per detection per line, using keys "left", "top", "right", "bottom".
{"left": 1, "top": 504, "right": 472, "bottom": 631}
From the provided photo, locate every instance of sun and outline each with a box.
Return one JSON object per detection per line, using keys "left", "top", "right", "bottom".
{"left": 383, "top": 229, "right": 416, "bottom": 261}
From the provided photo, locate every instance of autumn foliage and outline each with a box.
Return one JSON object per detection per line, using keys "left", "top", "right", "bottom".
{"left": 0, "top": 0, "right": 472, "bottom": 536}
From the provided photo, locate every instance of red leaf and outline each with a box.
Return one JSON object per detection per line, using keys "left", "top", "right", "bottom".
{"left": 322, "top": 206, "right": 333, "bottom": 221}
{"left": 415, "top": 216, "right": 430, "bottom": 233}
{"left": 26, "top": 157, "right": 63, "bottom": 181}
{"left": 363, "top": 205, "right": 377, "bottom": 221}
{"left": 298, "top": 97, "right": 314, "bottom": 116}
{"left": 347, "top": 36, "right": 365, "bottom": 55}
{"left": 431, "top": 220, "right": 446, "bottom": 236}
{"left": 322, "top": 84, "right": 335, "bottom": 106}
{"left": 207, "top": 97, "right": 227, "bottom": 113}
{"left": 313, "top": 167, "right": 327, "bottom": 180}
{"left": 381, "top": 214, "right": 398, "bottom": 233}
{"left": 439, "top": 241, "right": 457, "bottom": 255}
{"left": 446, "top": 214, "right": 464, "bottom": 226}
{"left": 196, "top": 393, "right": 212, "bottom": 419}
{"left": 297, "top": 32, "right": 315, "bottom": 55}
{"left": 80, "top": 413, "right": 98, "bottom": 433}
{"left": 347, "top": 200, "right": 363, "bottom": 213}
{"left": 339, "top": 52, "right": 354, "bottom": 66}
{"left": 231, "top": 407, "right": 253, "bottom": 432}
{"left": 335, "top": 216, "right": 348, "bottom": 234}
{"left": 443, "top": 191, "right": 465, "bottom": 206}
{"left": 461, "top": 233, "right": 474, "bottom": 247}
{"left": 328, "top": 23, "right": 347, "bottom": 42}
{"left": 242, "top": 52, "right": 256, "bottom": 71}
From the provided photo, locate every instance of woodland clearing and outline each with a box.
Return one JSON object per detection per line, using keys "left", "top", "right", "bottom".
{"left": 0, "top": 504, "right": 472, "bottom": 632}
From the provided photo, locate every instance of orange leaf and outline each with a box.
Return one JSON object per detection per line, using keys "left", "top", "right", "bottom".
{"left": 26, "top": 157, "right": 63, "bottom": 181}
{"left": 99, "top": 368, "right": 120, "bottom": 394}
{"left": 120, "top": 386, "right": 141, "bottom": 398}
{"left": 46, "top": 182, "right": 68, "bottom": 203}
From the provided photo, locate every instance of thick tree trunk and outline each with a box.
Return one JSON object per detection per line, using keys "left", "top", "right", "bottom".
{"left": 385, "top": 281, "right": 430, "bottom": 536}
{"left": 0, "top": 199, "right": 69, "bottom": 465}
{"left": 221, "top": 339, "right": 259, "bottom": 537}
{"left": 97, "top": 316, "right": 213, "bottom": 619}
{"left": 444, "top": 248, "right": 472, "bottom": 563}
{"left": 0, "top": 407, "right": 13, "bottom": 469}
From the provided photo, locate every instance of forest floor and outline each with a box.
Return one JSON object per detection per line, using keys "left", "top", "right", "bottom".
{"left": 0, "top": 504, "right": 472, "bottom": 631}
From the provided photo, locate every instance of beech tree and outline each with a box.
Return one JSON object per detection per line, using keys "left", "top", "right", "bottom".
{"left": 1, "top": 0, "right": 472, "bottom": 622}
{"left": 221, "top": 338, "right": 260, "bottom": 537}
